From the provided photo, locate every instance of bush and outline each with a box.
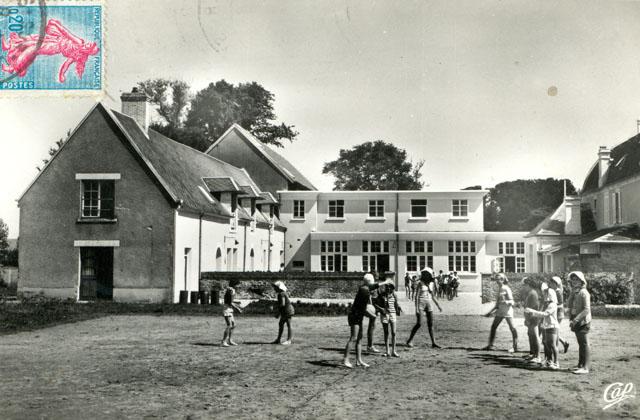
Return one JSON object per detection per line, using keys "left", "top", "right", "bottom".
{"left": 591, "top": 305, "right": 640, "bottom": 318}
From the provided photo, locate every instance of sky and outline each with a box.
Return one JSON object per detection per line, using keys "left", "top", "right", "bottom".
{"left": 2, "top": 0, "right": 640, "bottom": 237}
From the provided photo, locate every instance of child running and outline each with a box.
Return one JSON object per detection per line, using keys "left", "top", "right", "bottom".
{"left": 342, "top": 273, "right": 379, "bottom": 368}
{"left": 483, "top": 273, "right": 518, "bottom": 352}
{"left": 271, "top": 281, "right": 294, "bottom": 345}
{"left": 525, "top": 283, "right": 559, "bottom": 369}
{"left": 375, "top": 276, "right": 402, "bottom": 357}
{"left": 406, "top": 267, "right": 442, "bottom": 349}
{"left": 221, "top": 279, "right": 243, "bottom": 347}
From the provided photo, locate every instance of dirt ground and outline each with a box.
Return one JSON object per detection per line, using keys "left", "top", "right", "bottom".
{"left": 0, "top": 314, "right": 638, "bottom": 420}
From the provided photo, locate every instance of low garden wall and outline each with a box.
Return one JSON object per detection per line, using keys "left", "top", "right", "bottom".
{"left": 481, "top": 272, "right": 636, "bottom": 305}
{"left": 200, "top": 271, "right": 365, "bottom": 299}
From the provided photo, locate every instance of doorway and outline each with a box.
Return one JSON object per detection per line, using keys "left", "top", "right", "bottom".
{"left": 504, "top": 256, "right": 516, "bottom": 273}
{"left": 79, "top": 247, "right": 114, "bottom": 300}
{"left": 376, "top": 254, "right": 390, "bottom": 273}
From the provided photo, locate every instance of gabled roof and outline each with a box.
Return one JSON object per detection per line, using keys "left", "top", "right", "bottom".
{"left": 203, "top": 177, "right": 241, "bottom": 193}
{"left": 239, "top": 184, "right": 261, "bottom": 199}
{"left": 526, "top": 201, "right": 568, "bottom": 237}
{"left": 583, "top": 133, "right": 640, "bottom": 193}
{"left": 259, "top": 191, "right": 278, "bottom": 204}
{"left": 207, "top": 124, "right": 316, "bottom": 191}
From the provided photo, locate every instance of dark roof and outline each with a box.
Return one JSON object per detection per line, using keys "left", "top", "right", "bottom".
{"left": 572, "top": 223, "right": 640, "bottom": 244}
{"left": 582, "top": 133, "right": 640, "bottom": 193}
{"left": 208, "top": 124, "right": 317, "bottom": 191}
{"left": 239, "top": 185, "right": 261, "bottom": 198}
{"left": 203, "top": 177, "right": 240, "bottom": 193}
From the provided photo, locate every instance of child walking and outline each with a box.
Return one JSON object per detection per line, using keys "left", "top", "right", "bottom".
{"left": 221, "top": 279, "right": 243, "bottom": 347}
{"left": 375, "top": 277, "right": 402, "bottom": 357}
{"left": 272, "top": 281, "right": 294, "bottom": 345}
{"left": 525, "top": 283, "right": 559, "bottom": 369}
{"left": 522, "top": 277, "right": 541, "bottom": 363}
{"left": 342, "top": 273, "right": 379, "bottom": 368}
{"left": 483, "top": 273, "right": 518, "bottom": 352}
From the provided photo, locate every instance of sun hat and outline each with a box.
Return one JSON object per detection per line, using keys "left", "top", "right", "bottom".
{"left": 420, "top": 267, "right": 435, "bottom": 277}
{"left": 273, "top": 281, "right": 287, "bottom": 293}
{"left": 382, "top": 278, "right": 395, "bottom": 289}
{"left": 495, "top": 273, "right": 508, "bottom": 283}
{"left": 551, "top": 276, "right": 563, "bottom": 288}
{"left": 540, "top": 282, "right": 549, "bottom": 292}
{"left": 568, "top": 271, "right": 587, "bottom": 286}
{"left": 364, "top": 273, "right": 375, "bottom": 283}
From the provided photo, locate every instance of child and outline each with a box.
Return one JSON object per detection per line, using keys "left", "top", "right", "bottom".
{"left": 410, "top": 275, "right": 418, "bottom": 300}
{"left": 271, "top": 281, "right": 293, "bottom": 345}
{"left": 567, "top": 271, "right": 591, "bottom": 375}
{"left": 550, "top": 276, "right": 569, "bottom": 354}
{"left": 404, "top": 272, "right": 411, "bottom": 299}
{"left": 342, "top": 273, "right": 379, "bottom": 368}
{"left": 483, "top": 273, "right": 518, "bottom": 352}
{"left": 522, "top": 277, "right": 541, "bottom": 363}
{"left": 221, "top": 279, "right": 243, "bottom": 347}
{"left": 406, "top": 267, "right": 442, "bottom": 349}
{"left": 375, "top": 277, "right": 402, "bottom": 357}
{"left": 525, "top": 283, "right": 559, "bottom": 369}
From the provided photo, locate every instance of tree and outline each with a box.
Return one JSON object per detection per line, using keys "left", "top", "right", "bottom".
{"left": 0, "top": 219, "right": 8, "bottom": 252}
{"left": 37, "top": 130, "right": 71, "bottom": 171}
{"left": 184, "top": 80, "right": 298, "bottom": 147}
{"left": 322, "top": 140, "right": 424, "bottom": 190}
{"left": 483, "top": 178, "right": 577, "bottom": 231}
{"left": 138, "top": 79, "right": 191, "bottom": 128}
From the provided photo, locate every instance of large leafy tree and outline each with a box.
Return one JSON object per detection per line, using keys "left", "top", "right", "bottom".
{"left": 483, "top": 178, "right": 577, "bottom": 231}
{"left": 0, "top": 219, "right": 8, "bottom": 252}
{"left": 184, "top": 80, "right": 297, "bottom": 147}
{"left": 137, "top": 79, "right": 297, "bottom": 150}
{"left": 323, "top": 141, "right": 424, "bottom": 190}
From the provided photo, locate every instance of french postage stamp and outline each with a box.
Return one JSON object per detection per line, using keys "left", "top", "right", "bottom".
{"left": 0, "top": 1, "right": 102, "bottom": 93}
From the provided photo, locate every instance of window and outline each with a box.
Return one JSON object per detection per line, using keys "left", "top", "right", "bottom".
{"left": 81, "top": 180, "right": 115, "bottom": 219}
{"left": 410, "top": 199, "right": 427, "bottom": 218}
{"left": 292, "top": 260, "right": 305, "bottom": 270}
{"left": 368, "top": 200, "right": 385, "bottom": 218}
{"left": 293, "top": 200, "right": 305, "bottom": 219}
{"left": 320, "top": 241, "right": 348, "bottom": 272}
{"left": 362, "top": 240, "right": 390, "bottom": 272}
{"left": 406, "top": 240, "right": 433, "bottom": 272}
{"left": 448, "top": 240, "right": 476, "bottom": 272}
{"left": 497, "top": 241, "right": 526, "bottom": 273}
{"left": 452, "top": 199, "right": 468, "bottom": 217}
{"left": 614, "top": 192, "right": 622, "bottom": 224}
{"left": 328, "top": 200, "right": 344, "bottom": 218}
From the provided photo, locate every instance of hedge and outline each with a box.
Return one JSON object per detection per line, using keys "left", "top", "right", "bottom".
{"left": 241, "top": 299, "right": 351, "bottom": 316}
{"left": 482, "top": 272, "right": 635, "bottom": 305}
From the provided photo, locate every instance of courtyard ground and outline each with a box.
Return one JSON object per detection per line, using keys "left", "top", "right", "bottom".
{"left": 0, "top": 314, "right": 638, "bottom": 419}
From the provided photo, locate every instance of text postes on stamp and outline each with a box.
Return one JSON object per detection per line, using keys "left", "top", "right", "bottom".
{"left": 0, "top": 1, "right": 102, "bottom": 94}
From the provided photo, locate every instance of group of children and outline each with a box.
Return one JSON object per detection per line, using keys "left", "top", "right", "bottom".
{"left": 486, "top": 271, "right": 592, "bottom": 374}
{"left": 405, "top": 270, "right": 459, "bottom": 301}
{"left": 221, "top": 268, "right": 592, "bottom": 375}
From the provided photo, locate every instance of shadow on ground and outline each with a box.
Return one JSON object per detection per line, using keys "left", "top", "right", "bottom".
{"left": 470, "top": 352, "right": 574, "bottom": 373}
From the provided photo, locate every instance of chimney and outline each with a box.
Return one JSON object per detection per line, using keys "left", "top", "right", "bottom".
{"left": 120, "top": 87, "right": 150, "bottom": 132}
{"left": 564, "top": 196, "right": 582, "bottom": 235}
{"left": 597, "top": 146, "right": 612, "bottom": 188}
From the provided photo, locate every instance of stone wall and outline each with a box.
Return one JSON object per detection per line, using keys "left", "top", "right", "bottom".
{"left": 200, "top": 271, "right": 364, "bottom": 299}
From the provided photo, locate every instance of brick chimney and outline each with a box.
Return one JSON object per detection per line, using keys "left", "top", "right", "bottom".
{"left": 564, "top": 196, "right": 582, "bottom": 235}
{"left": 120, "top": 87, "right": 149, "bottom": 132}
{"left": 598, "top": 146, "right": 612, "bottom": 188}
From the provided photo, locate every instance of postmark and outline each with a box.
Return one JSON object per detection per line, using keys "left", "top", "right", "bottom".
{"left": 603, "top": 382, "right": 635, "bottom": 410}
{"left": 0, "top": 0, "right": 102, "bottom": 93}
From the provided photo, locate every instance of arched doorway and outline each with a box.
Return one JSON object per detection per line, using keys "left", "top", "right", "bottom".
{"left": 249, "top": 248, "right": 255, "bottom": 271}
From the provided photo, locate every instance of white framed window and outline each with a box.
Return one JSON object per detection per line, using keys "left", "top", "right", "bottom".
{"left": 368, "top": 200, "right": 385, "bottom": 218}
{"left": 293, "top": 200, "right": 305, "bottom": 219}
{"left": 448, "top": 240, "right": 476, "bottom": 272}
{"left": 410, "top": 199, "right": 428, "bottom": 218}
{"left": 497, "top": 241, "right": 526, "bottom": 273}
{"left": 320, "top": 240, "right": 348, "bottom": 272}
{"left": 452, "top": 199, "right": 468, "bottom": 217}
{"left": 405, "top": 240, "right": 433, "bottom": 271}
{"left": 362, "top": 240, "right": 390, "bottom": 272}
{"left": 80, "top": 180, "right": 115, "bottom": 219}
{"left": 328, "top": 200, "right": 345, "bottom": 218}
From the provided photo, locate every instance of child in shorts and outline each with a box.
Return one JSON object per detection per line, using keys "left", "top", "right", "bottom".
{"left": 271, "top": 280, "right": 293, "bottom": 345}
{"left": 221, "top": 279, "right": 242, "bottom": 347}
{"left": 375, "top": 277, "right": 402, "bottom": 357}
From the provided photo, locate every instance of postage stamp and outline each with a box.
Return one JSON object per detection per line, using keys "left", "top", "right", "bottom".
{"left": 0, "top": 1, "right": 102, "bottom": 93}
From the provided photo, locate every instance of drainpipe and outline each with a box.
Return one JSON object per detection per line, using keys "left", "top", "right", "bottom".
{"left": 268, "top": 218, "right": 272, "bottom": 271}
{"left": 395, "top": 192, "right": 399, "bottom": 287}
{"left": 242, "top": 223, "right": 247, "bottom": 271}
{"left": 198, "top": 213, "right": 203, "bottom": 288}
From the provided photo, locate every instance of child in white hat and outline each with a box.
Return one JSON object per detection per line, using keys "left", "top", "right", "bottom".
{"left": 375, "top": 275, "right": 402, "bottom": 357}
{"left": 271, "top": 281, "right": 293, "bottom": 345}
{"left": 525, "top": 282, "right": 560, "bottom": 369}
